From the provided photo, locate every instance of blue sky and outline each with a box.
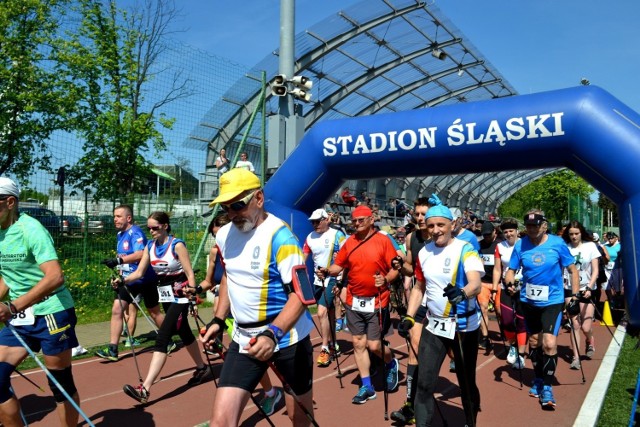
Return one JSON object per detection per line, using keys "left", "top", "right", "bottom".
{"left": 170, "top": 0, "right": 640, "bottom": 112}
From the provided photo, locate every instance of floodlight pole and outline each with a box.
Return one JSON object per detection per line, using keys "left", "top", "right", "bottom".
{"left": 279, "top": 0, "right": 295, "bottom": 118}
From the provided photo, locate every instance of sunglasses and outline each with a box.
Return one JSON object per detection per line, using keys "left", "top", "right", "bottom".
{"left": 221, "top": 191, "right": 256, "bottom": 212}
{"left": 148, "top": 225, "right": 162, "bottom": 231}
{"left": 351, "top": 217, "right": 369, "bottom": 224}
{"left": 0, "top": 195, "right": 13, "bottom": 201}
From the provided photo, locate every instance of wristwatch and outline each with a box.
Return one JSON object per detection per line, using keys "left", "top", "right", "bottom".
{"left": 268, "top": 324, "right": 284, "bottom": 340}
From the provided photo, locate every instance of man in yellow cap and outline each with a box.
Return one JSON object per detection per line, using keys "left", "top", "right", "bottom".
{"left": 200, "top": 169, "right": 316, "bottom": 426}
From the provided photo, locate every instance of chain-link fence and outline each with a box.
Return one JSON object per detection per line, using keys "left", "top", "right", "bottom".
{"left": 568, "top": 193, "right": 603, "bottom": 235}
{"left": 15, "top": 38, "right": 259, "bottom": 312}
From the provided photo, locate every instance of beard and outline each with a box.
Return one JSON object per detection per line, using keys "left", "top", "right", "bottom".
{"left": 233, "top": 217, "right": 254, "bottom": 233}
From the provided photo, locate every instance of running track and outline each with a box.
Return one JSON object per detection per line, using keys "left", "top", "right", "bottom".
{"left": 11, "top": 313, "right": 615, "bottom": 426}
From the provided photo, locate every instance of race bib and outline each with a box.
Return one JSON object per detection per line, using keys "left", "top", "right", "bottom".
{"left": 525, "top": 283, "right": 549, "bottom": 301}
{"left": 426, "top": 313, "right": 456, "bottom": 339}
{"left": 118, "top": 263, "right": 131, "bottom": 273}
{"left": 481, "top": 254, "right": 495, "bottom": 266}
{"left": 10, "top": 306, "right": 35, "bottom": 326}
{"left": 352, "top": 295, "right": 375, "bottom": 313}
{"left": 157, "top": 285, "right": 174, "bottom": 303}
{"left": 607, "top": 261, "right": 614, "bottom": 270}
{"left": 235, "top": 326, "right": 280, "bottom": 354}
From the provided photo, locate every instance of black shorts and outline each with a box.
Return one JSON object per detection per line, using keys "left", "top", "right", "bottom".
{"left": 520, "top": 302, "right": 564, "bottom": 336}
{"left": 218, "top": 335, "right": 313, "bottom": 395}
{"left": 116, "top": 279, "right": 159, "bottom": 309}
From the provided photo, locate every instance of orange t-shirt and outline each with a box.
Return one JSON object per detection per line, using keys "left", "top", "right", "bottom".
{"left": 334, "top": 232, "right": 396, "bottom": 308}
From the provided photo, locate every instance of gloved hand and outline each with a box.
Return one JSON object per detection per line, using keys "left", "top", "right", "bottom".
{"left": 443, "top": 284, "right": 466, "bottom": 305}
{"left": 566, "top": 297, "right": 580, "bottom": 316}
{"left": 397, "top": 316, "right": 415, "bottom": 338}
{"left": 391, "top": 256, "right": 403, "bottom": 271}
{"left": 102, "top": 258, "right": 122, "bottom": 269}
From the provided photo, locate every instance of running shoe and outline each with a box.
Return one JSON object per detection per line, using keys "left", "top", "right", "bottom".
{"left": 352, "top": 386, "right": 376, "bottom": 404}
{"left": 124, "top": 338, "right": 141, "bottom": 348}
{"left": 477, "top": 335, "right": 491, "bottom": 351}
{"left": 317, "top": 348, "right": 331, "bottom": 367}
{"left": 386, "top": 358, "right": 399, "bottom": 391}
{"left": 512, "top": 355, "right": 525, "bottom": 370}
{"left": 167, "top": 340, "right": 178, "bottom": 354}
{"left": 585, "top": 337, "right": 595, "bottom": 359}
{"left": 96, "top": 346, "right": 118, "bottom": 362}
{"left": 449, "top": 360, "right": 456, "bottom": 372}
{"left": 330, "top": 343, "right": 341, "bottom": 358}
{"left": 335, "top": 318, "right": 344, "bottom": 332}
{"left": 528, "top": 378, "right": 543, "bottom": 398}
{"left": 123, "top": 384, "right": 149, "bottom": 404}
{"left": 570, "top": 357, "right": 581, "bottom": 370}
{"left": 539, "top": 385, "right": 556, "bottom": 408}
{"left": 506, "top": 345, "right": 518, "bottom": 364}
{"left": 259, "top": 388, "right": 283, "bottom": 416}
{"left": 187, "top": 366, "right": 213, "bottom": 386}
{"left": 562, "top": 319, "right": 571, "bottom": 332}
{"left": 390, "top": 401, "right": 415, "bottom": 424}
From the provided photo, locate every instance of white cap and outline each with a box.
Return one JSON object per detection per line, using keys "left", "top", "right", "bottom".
{"left": 308, "top": 209, "right": 329, "bottom": 220}
{"left": 0, "top": 177, "right": 19, "bottom": 198}
{"left": 450, "top": 207, "right": 462, "bottom": 220}
{"left": 592, "top": 232, "right": 600, "bottom": 242}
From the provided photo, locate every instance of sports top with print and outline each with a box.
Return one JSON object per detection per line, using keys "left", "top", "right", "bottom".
{"left": 565, "top": 241, "right": 600, "bottom": 289}
{"left": 117, "top": 224, "right": 155, "bottom": 281}
{"left": 215, "top": 214, "right": 313, "bottom": 349}
{"left": 148, "top": 236, "right": 185, "bottom": 277}
{"left": 414, "top": 238, "right": 485, "bottom": 332}
{"left": 509, "top": 234, "right": 575, "bottom": 306}
{"left": 303, "top": 226, "right": 346, "bottom": 286}
{"left": 0, "top": 214, "right": 74, "bottom": 315}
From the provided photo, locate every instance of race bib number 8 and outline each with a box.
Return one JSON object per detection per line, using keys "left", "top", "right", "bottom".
{"left": 352, "top": 296, "right": 375, "bottom": 313}
{"left": 157, "top": 285, "right": 174, "bottom": 303}
{"left": 525, "top": 283, "right": 549, "bottom": 301}
{"left": 10, "top": 306, "right": 35, "bottom": 326}
{"left": 426, "top": 313, "right": 456, "bottom": 340}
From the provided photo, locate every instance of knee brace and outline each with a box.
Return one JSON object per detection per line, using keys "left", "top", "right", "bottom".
{"left": 48, "top": 366, "right": 77, "bottom": 403}
{"left": 0, "top": 362, "right": 15, "bottom": 403}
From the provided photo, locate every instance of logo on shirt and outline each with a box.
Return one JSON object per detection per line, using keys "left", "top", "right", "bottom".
{"left": 251, "top": 246, "right": 261, "bottom": 270}
{"left": 530, "top": 252, "right": 546, "bottom": 265}
{"left": 123, "top": 241, "right": 130, "bottom": 251}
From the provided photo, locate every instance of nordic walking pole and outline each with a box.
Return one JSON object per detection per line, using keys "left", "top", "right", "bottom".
{"left": 5, "top": 322, "right": 96, "bottom": 427}
{"left": 567, "top": 307, "right": 587, "bottom": 384}
{"left": 511, "top": 298, "right": 524, "bottom": 389}
{"left": 377, "top": 287, "right": 389, "bottom": 421}
{"left": 323, "top": 277, "right": 343, "bottom": 388}
{"left": 404, "top": 336, "right": 448, "bottom": 427}
{"left": 198, "top": 318, "right": 276, "bottom": 427}
{"left": 189, "top": 301, "right": 218, "bottom": 387}
{"left": 248, "top": 336, "right": 320, "bottom": 427}
{"left": 14, "top": 368, "right": 45, "bottom": 392}
{"left": 112, "top": 275, "right": 145, "bottom": 386}
{"left": 122, "top": 284, "right": 159, "bottom": 334}
{"left": 588, "top": 299, "right": 621, "bottom": 345}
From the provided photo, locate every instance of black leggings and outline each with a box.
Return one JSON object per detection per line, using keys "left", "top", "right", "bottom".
{"left": 154, "top": 302, "right": 196, "bottom": 353}
{"left": 414, "top": 327, "right": 480, "bottom": 427}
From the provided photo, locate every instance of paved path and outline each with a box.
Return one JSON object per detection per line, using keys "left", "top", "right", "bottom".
{"left": 10, "top": 309, "right": 620, "bottom": 426}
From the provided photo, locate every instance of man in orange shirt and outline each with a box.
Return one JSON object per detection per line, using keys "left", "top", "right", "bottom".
{"left": 318, "top": 205, "right": 400, "bottom": 404}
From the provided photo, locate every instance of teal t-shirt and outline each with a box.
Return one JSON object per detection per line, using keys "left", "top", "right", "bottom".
{"left": 0, "top": 213, "right": 74, "bottom": 315}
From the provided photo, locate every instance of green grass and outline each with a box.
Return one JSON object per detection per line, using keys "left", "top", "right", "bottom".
{"left": 597, "top": 329, "right": 640, "bottom": 426}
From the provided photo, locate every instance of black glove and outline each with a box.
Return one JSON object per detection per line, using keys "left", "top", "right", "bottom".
{"left": 443, "top": 284, "right": 466, "bottom": 305}
{"left": 566, "top": 297, "right": 580, "bottom": 316}
{"left": 102, "top": 257, "right": 122, "bottom": 269}
{"left": 397, "top": 316, "right": 415, "bottom": 338}
{"left": 391, "top": 256, "right": 403, "bottom": 271}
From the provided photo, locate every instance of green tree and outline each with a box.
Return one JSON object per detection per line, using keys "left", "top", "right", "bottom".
{"left": 498, "top": 169, "right": 593, "bottom": 224}
{"left": 0, "top": 0, "right": 78, "bottom": 179}
{"left": 59, "top": 0, "right": 190, "bottom": 203}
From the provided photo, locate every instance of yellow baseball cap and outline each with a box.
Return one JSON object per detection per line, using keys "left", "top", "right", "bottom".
{"left": 209, "top": 168, "right": 261, "bottom": 207}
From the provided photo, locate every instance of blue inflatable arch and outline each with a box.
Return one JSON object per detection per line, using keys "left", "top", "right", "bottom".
{"left": 264, "top": 86, "right": 640, "bottom": 326}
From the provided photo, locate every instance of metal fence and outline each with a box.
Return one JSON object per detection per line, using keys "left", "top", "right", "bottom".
{"left": 568, "top": 193, "right": 603, "bottom": 235}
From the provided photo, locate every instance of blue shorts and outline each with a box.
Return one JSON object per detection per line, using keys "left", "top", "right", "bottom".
{"left": 314, "top": 278, "right": 336, "bottom": 308}
{"left": 0, "top": 308, "right": 79, "bottom": 356}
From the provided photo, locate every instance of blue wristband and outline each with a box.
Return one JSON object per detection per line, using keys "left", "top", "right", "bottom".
{"left": 268, "top": 324, "right": 284, "bottom": 340}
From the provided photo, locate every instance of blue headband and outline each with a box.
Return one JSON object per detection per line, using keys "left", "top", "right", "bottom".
{"left": 425, "top": 204, "right": 453, "bottom": 220}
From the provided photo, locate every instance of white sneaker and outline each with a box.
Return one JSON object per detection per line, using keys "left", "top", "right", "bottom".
{"left": 506, "top": 346, "right": 518, "bottom": 364}
{"left": 72, "top": 345, "right": 88, "bottom": 357}
{"left": 512, "top": 355, "right": 525, "bottom": 370}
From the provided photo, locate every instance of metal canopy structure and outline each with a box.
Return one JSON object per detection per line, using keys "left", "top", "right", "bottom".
{"left": 187, "top": 0, "right": 556, "bottom": 214}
